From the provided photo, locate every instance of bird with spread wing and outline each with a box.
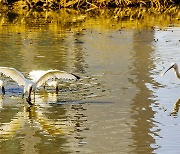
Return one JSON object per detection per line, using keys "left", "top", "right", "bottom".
{"left": 0, "top": 67, "right": 80, "bottom": 105}
{"left": 29, "top": 70, "right": 79, "bottom": 94}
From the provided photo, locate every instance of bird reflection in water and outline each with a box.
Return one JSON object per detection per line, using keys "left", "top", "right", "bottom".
{"left": 170, "top": 98, "right": 180, "bottom": 116}
{"left": 0, "top": 67, "right": 80, "bottom": 105}
{"left": 0, "top": 93, "right": 88, "bottom": 149}
{"left": 161, "top": 63, "right": 180, "bottom": 116}
{"left": 0, "top": 97, "right": 75, "bottom": 141}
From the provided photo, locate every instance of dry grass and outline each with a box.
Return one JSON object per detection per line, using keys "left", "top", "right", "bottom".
{"left": 4, "top": 0, "right": 178, "bottom": 10}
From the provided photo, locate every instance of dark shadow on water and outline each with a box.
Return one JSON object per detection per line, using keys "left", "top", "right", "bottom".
{"left": 49, "top": 100, "right": 113, "bottom": 105}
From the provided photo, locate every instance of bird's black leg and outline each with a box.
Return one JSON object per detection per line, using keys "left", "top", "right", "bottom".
{"left": 26, "top": 86, "right": 33, "bottom": 105}
{"left": 22, "top": 93, "right": 24, "bottom": 99}
{"left": 2, "top": 86, "right": 5, "bottom": 95}
{"left": 56, "top": 86, "right": 59, "bottom": 94}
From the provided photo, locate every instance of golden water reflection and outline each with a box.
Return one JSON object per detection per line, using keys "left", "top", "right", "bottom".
{"left": 0, "top": 94, "right": 88, "bottom": 153}
{"left": 0, "top": 7, "right": 179, "bottom": 33}
{"left": 0, "top": 8, "right": 179, "bottom": 153}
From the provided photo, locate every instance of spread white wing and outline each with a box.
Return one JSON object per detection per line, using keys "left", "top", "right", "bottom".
{"left": 35, "top": 70, "right": 80, "bottom": 88}
{"left": 29, "top": 70, "right": 47, "bottom": 82}
{"left": 0, "top": 67, "right": 26, "bottom": 86}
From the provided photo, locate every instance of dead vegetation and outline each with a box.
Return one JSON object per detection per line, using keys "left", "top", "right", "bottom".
{"left": 0, "top": 0, "right": 179, "bottom": 11}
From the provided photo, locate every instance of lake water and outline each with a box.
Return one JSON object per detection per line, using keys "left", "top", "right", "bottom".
{"left": 0, "top": 8, "right": 180, "bottom": 153}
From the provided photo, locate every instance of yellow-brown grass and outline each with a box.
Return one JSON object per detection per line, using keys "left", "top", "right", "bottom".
{"left": 5, "top": 0, "right": 179, "bottom": 10}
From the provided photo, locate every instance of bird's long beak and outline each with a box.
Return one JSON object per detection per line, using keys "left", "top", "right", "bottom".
{"left": 2, "top": 86, "right": 5, "bottom": 95}
{"left": 163, "top": 65, "right": 174, "bottom": 76}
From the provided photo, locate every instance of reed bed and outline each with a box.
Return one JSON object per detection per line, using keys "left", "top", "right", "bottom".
{"left": 0, "top": 0, "right": 179, "bottom": 11}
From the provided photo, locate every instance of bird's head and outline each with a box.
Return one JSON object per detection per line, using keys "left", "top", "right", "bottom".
{"left": 171, "top": 63, "right": 178, "bottom": 69}
{"left": 26, "top": 97, "right": 34, "bottom": 105}
{"left": 26, "top": 85, "right": 33, "bottom": 104}
{"left": 26, "top": 85, "right": 35, "bottom": 105}
{"left": 163, "top": 63, "right": 178, "bottom": 76}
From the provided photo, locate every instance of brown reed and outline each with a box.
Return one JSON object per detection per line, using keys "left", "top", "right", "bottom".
{"left": 2, "top": 0, "right": 179, "bottom": 10}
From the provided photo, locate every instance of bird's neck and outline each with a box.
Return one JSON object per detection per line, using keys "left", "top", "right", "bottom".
{"left": 28, "top": 86, "right": 32, "bottom": 98}
{"left": 174, "top": 67, "right": 180, "bottom": 79}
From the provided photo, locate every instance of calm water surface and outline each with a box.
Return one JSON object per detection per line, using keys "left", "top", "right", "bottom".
{"left": 0, "top": 9, "right": 180, "bottom": 153}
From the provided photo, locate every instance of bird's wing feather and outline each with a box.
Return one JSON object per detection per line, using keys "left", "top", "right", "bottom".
{"left": 29, "top": 70, "right": 47, "bottom": 82}
{"left": 0, "top": 67, "right": 25, "bottom": 85}
{"left": 36, "top": 70, "right": 79, "bottom": 87}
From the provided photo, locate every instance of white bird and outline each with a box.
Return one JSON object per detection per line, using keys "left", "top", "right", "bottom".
{"left": 46, "top": 80, "right": 59, "bottom": 94}
{"left": 0, "top": 80, "right": 5, "bottom": 95}
{"left": 0, "top": 67, "right": 80, "bottom": 105}
{"left": 163, "top": 63, "right": 180, "bottom": 79}
{"left": 29, "top": 71, "right": 59, "bottom": 93}
{"left": 29, "top": 70, "right": 79, "bottom": 94}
